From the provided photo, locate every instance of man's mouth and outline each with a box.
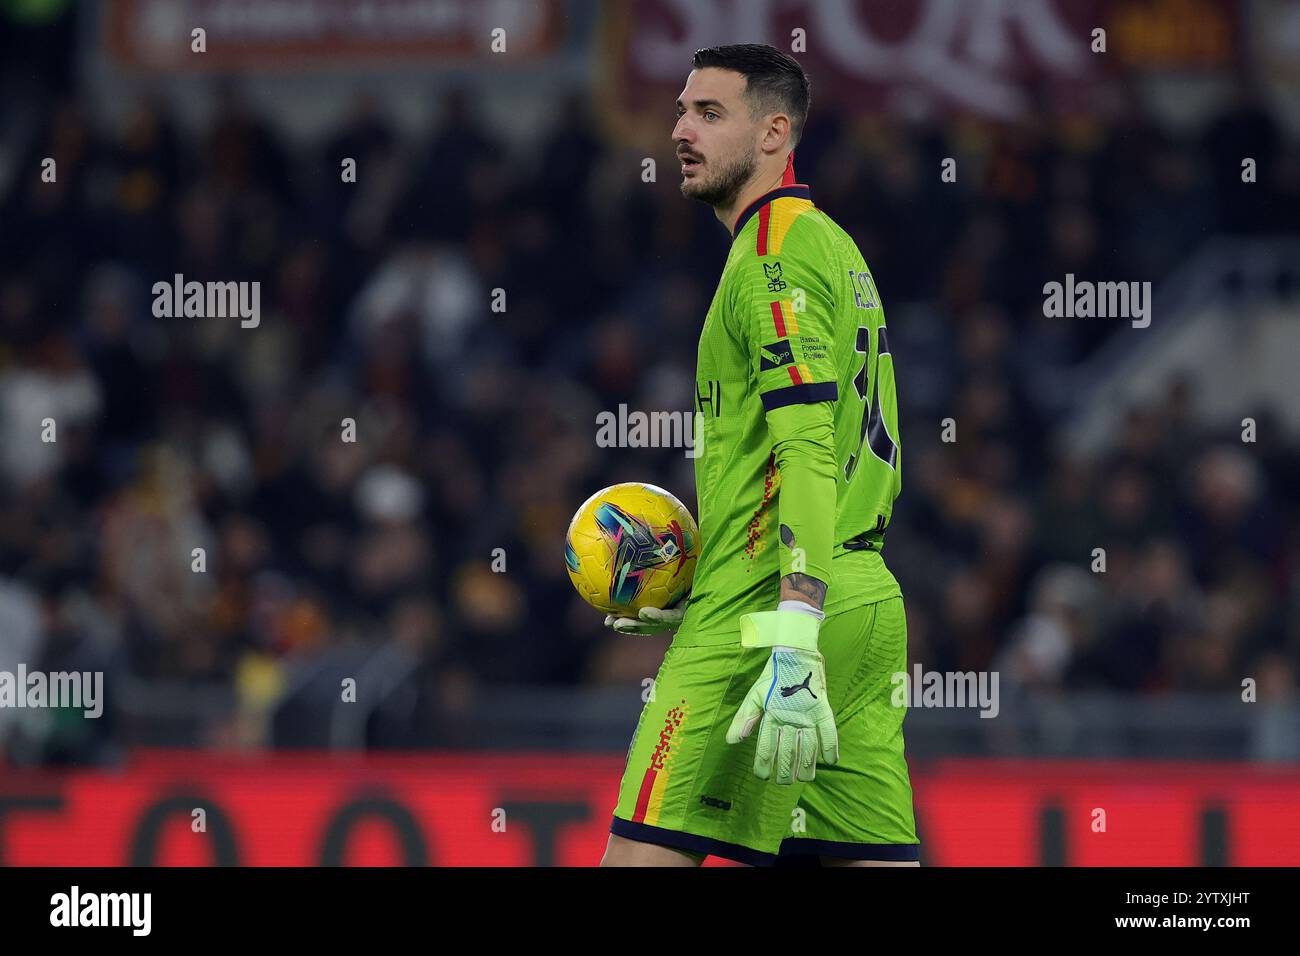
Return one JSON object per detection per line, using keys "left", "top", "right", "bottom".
{"left": 680, "top": 154, "right": 702, "bottom": 173}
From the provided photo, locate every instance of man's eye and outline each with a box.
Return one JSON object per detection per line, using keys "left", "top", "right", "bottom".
{"left": 704, "top": 111, "right": 719, "bottom": 121}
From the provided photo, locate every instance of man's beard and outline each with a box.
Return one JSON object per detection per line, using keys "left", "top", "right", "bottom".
{"left": 682, "top": 148, "right": 758, "bottom": 209}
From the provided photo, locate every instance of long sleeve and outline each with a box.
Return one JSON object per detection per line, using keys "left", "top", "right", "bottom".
{"left": 767, "top": 402, "right": 837, "bottom": 587}
{"left": 732, "top": 238, "right": 841, "bottom": 591}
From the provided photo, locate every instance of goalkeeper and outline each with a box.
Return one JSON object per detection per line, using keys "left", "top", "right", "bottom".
{"left": 601, "top": 44, "right": 919, "bottom": 867}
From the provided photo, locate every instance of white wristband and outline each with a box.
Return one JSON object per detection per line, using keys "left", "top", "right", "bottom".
{"left": 778, "top": 599, "right": 826, "bottom": 622}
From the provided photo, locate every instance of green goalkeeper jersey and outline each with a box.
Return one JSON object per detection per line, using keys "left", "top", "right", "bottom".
{"left": 676, "top": 180, "right": 903, "bottom": 646}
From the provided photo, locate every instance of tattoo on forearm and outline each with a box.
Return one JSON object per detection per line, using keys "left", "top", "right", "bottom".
{"left": 782, "top": 573, "right": 827, "bottom": 609}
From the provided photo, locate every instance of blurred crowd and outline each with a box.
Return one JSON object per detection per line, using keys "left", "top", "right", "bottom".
{"left": 1, "top": 51, "right": 1299, "bottom": 761}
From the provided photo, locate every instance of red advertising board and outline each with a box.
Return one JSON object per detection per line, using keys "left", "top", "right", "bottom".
{"left": 103, "top": 0, "right": 565, "bottom": 70}
{"left": 598, "top": 0, "right": 1240, "bottom": 132}
{"left": 3, "top": 753, "right": 1299, "bottom": 866}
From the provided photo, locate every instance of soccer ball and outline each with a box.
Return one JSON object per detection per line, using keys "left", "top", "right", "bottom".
{"left": 565, "top": 482, "right": 700, "bottom": 616}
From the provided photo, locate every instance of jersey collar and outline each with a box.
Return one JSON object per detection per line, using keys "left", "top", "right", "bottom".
{"left": 730, "top": 152, "right": 812, "bottom": 240}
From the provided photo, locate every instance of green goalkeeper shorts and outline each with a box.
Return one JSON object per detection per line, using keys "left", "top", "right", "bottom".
{"left": 610, "top": 595, "right": 919, "bottom": 864}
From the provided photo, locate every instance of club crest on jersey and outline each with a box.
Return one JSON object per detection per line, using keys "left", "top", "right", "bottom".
{"left": 764, "top": 262, "right": 787, "bottom": 293}
{"left": 759, "top": 339, "right": 794, "bottom": 371}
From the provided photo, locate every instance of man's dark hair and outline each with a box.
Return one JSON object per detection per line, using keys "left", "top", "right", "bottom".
{"left": 691, "top": 44, "right": 811, "bottom": 146}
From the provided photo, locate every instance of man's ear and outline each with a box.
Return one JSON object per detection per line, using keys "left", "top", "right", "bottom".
{"left": 763, "top": 114, "right": 792, "bottom": 157}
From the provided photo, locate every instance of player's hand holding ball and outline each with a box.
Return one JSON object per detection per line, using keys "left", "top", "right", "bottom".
{"left": 604, "top": 593, "right": 689, "bottom": 636}
{"left": 565, "top": 482, "right": 699, "bottom": 636}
